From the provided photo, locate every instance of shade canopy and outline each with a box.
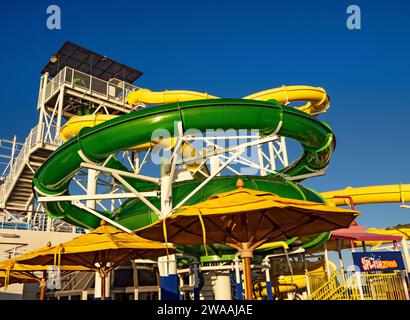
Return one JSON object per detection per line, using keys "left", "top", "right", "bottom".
{"left": 0, "top": 270, "right": 40, "bottom": 287}
{"left": 332, "top": 225, "right": 402, "bottom": 242}
{"left": 135, "top": 187, "right": 360, "bottom": 248}
{"left": 17, "top": 223, "right": 175, "bottom": 272}
{"left": 0, "top": 244, "right": 92, "bottom": 272}
{"left": 42, "top": 41, "right": 143, "bottom": 83}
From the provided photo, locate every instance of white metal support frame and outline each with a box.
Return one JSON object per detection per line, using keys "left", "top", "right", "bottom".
{"left": 73, "top": 201, "right": 132, "bottom": 233}
{"left": 171, "top": 148, "right": 245, "bottom": 213}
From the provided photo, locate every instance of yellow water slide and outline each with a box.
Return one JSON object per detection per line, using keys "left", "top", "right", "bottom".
{"left": 125, "top": 85, "right": 330, "bottom": 115}
{"left": 61, "top": 85, "right": 330, "bottom": 142}
{"left": 125, "top": 88, "right": 218, "bottom": 106}
{"left": 321, "top": 184, "right": 410, "bottom": 243}
{"left": 322, "top": 184, "right": 410, "bottom": 207}
{"left": 243, "top": 85, "right": 330, "bottom": 115}
{"left": 254, "top": 261, "right": 337, "bottom": 298}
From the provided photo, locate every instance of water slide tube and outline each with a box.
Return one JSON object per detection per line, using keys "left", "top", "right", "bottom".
{"left": 321, "top": 185, "right": 410, "bottom": 245}
{"left": 321, "top": 184, "right": 410, "bottom": 206}
{"left": 254, "top": 261, "right": 337, "bottom": 297}
{"left": 60, "top": 85, "right": 331, "bottom": 187}
{"left": 60, "top": 85, "right": 330, "bottom": 141}
{"left": 34, "top": 97, "right": 335, "bottom": 227}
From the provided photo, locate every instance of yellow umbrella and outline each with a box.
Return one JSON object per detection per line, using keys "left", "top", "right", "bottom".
{"left": 0, "top": 242, "right": 93, "bottom": 299}
{"left": 17, "top": 220, "right": 175, "bottom": 300}
{"left": 0, "top": 269, "right": 41, "bottom": 287}
{"left": 135, "top": 179, "right": 360, "bottom": 300}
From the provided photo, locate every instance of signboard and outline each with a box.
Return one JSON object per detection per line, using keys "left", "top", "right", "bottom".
{"left": 352, "top": 251, "right": 405, "bottom": 272}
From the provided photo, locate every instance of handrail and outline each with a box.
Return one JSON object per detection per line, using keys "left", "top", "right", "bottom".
{"left": 41, "top": 66, "right": 140, "bottom": 107}
{"left": 307, "top": 272, "right": 341, "bottom": 300}
{"left": 308, "top": 271, "right": 409, "bottom": 300}
{"left": 0, "top": 124, "right": 61, "bottom": 206}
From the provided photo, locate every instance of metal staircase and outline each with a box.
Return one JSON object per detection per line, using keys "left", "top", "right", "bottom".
{"left": 0, "top": 125, "right": 61, "bottom": 212}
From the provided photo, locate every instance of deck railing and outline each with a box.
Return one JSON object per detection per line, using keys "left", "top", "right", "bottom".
{"left": 307, "top": 270, "right": 409, "bottom": 300}
{"left": 41, "top": 66, "right": 140, "bottom": 108}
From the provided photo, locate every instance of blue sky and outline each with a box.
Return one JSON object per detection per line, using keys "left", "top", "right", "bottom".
{"left": 0, "top": 0, "right": 409, "bottom": 241}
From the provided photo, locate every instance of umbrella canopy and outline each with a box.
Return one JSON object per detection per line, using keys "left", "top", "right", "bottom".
{"left": 16, "top": 221, "right": 175, "bottom": 300}
{"left": 307, "top": 224, "right": 404, "bottom": 254}
{"left": 135, "top": 180, "right": 359, "bottom": 299}
{"left": 135, "top": 186, "right": 360, "bottom": 248}
{"left": 18, "top": 222, "right": 175, "bottom": 271}
{"left": 0, "top": 270, "right": 40, "bottom": 287}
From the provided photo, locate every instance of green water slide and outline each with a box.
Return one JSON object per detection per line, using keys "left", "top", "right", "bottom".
{"left": 33, "top": 99, "right": 335, "bottom": 252}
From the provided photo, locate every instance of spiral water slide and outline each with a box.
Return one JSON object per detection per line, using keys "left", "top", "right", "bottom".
{"left": 33, "top": 85, "right": 334, "bottom": 251}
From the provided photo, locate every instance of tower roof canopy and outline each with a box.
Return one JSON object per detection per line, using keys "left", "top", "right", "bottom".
{"left": 41, "top": 41, "right": 143, "bottom": 83}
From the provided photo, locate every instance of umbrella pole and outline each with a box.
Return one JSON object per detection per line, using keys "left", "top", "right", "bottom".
{"left": 40, "top": 276, "right": 46, "bottom": 301}
{"left": 39, "top": 270, "right": 47, "bottom": 300}
{"left": 243, "top": 256, "right": 253, "bottom": 300}
{"left": 101, "top": 273, "right": 106, "bottom": 301}
{"left": 240, "top": 243, "right": 254, "bottom": 300}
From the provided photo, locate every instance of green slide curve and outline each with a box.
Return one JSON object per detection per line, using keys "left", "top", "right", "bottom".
{"left": 33, "top": 99, "right": 335, "bottom": 252}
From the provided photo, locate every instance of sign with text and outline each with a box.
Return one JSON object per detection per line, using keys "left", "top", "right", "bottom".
{"left": 352, "top": 251, "right": 405, "bottom": 272}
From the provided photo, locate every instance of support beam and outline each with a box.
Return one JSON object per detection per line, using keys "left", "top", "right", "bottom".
{"left": 173, "top": 149, "right": 244, "bottom": 212}
{"left": 38, "top": 191, "right": 158, "bottom": 203}
{"left": 81, "top": 162, "right": 160, "bottom": 184}
{"left": 72, "top": 201, "right": 132, "bottom": 233}
{"left": 111, "top": 173, "right": 162, "bottom": 216}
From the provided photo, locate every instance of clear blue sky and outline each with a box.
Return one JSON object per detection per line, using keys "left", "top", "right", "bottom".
{"left": 0, "top": 0, "right": 409, "bottom": 238}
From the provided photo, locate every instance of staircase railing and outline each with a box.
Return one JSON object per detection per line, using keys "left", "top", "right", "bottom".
{"left": 308, "top": 271, "right": 409, "bottom": 300}
{"left": 0, "top": 124, "right": 61, "bottom": 207}
{"left": 306, "top": 272, "right": 342, "bottom": 300}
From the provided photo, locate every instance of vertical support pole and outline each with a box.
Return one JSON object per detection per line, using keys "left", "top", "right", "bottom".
{"left": 179, "top": 275, "right": 185, "bottom": 300}
{"left": 280, "top": 137, "right": 289, "bottom": 166}
{"left": 10, "top": 135, "right": 16, "bottom": 167}
{"left": 234, "top": 255, "right": 243, "bottom": 300}
{"left": 305, "top": 270, "right": 311, "bottom": 297}
{"left": 337, "top": 240, "right": 346, "bottom": 282}
{"left": 100, "top": 273, "right": 106, "bottom": 301}
{"left": 243, "top": 257, "right": 253, "bottom": 300}
{"left": 55, "top": 88, "right": 65, "bottom": 142}
{"left": 81, "top": 290, "right": 88, "bottom": 300}
{"left": 87, "top": 169, "right": 97, "bottom": 210}
{"left": 157, "top": 132, "right": 179, "bottom": 299}
{"left": 354, "top": 271, "right": 365, "bottom": 300}
{"left": 160, "top": 162, "right": 172, "bottom": 218}
{"left": 257, "top": 142, "right": 266, "bottom": 176}
{"left": 361, "top": 241, "right": 367, "bottom": 252}
{"left": 27, "top": 201, "right": 34, "bottom": 228}
{"left": 303, "top": 253, "right": 311, "bottom": 296}
{"left": 37, "top": 73, "right": 48, "bottom": 142}
{"left": 400, "top": 270, "right": 410, "bottom": 300}
{"left": 94, "top": 266, "right": 111, "bottom": 300}
{"left": 324, "top": 242, "right": 331, "bottom": 279}
{"left": 46, "top": 216, "right": 52, "bottom": 231}
{"left": 39, "top": 277, "right": 47, "bottom": 300}
{"left": 209, "top": 148, "right": 233, "bottom": 299}
{"left": 265, "top": 263, "right": 273, "bottom": 300}
{"left": 192, "top": 261, "right": 200, "bottom": 300}
{"left": 267, "top": 141, "right": 276, "bottom": 171}
{"left": 209, "top": 154, "right": 220, "bottom": 176}
{"left": 401, "top": 239, "right": 410, "bottom": 277}
{"left": 87, "top": 169, "right": 112, "bottom": 300}
{"left": 133, "top": 151, "right": 140, "bottom": 174}
{"left": 158, "top": 255, "right": 179, "bottom": 300}
{"left": 213, "top": 270, "right": 232, "bottom": 300}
